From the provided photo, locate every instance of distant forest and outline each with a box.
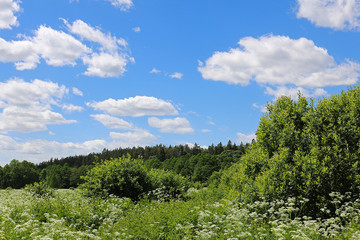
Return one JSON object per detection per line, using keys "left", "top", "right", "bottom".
{"left": 0, "top": 141, "right": 253, "bottom": 189}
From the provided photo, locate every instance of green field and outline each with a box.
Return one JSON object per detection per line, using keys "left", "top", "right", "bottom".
{"left": 1, "top": 188, "right": 360, "bottom": 239}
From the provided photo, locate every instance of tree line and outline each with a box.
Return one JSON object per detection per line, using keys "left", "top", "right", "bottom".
{"left": 0, "top": 141, "right": 252, "bottom": 189}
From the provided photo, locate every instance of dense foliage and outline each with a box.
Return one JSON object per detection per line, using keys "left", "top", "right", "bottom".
{"left": 0, "top": 142, "right": 250, "bottom": 189}
{"left": 219, "top": 87, "right": 360, "bottom": 217}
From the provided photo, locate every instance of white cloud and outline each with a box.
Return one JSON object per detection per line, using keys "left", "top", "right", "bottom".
{"left": 0, "top": 134, "right": 109, "bottom": 163}
{"left": 0, "top": 20, "right": 133, "bottom": 78}
{"left": 237, "top": 132, "right": 256, "bottom": 144}
{"left": 91, "top": 114, "right": 134, "bottom": 130}
{"left": 34, "top": 25, "right": 90, "bottom": 67}
{"left": 201, "top": 129, "right": 211, "bottom": 133}
{"left": 265, "top": 86, "right": 328, "bottom": 99}
{"left": 65, "top": 19, "right": 127, "bottom": 51}
{"left": 0, "top": 38, "right": 39, "bottom": 70}
{"left": 148, "top": 117, "right": 194, "bottom": 134}
{"left": 64, "top": 19, "right": 132, "bottom": 77}
{"left": 0, "top": 25, "right": 90, "bottom": 70}
{"left": 110, "top": 130, "right": 157, "bottom": 143}
{"left": 199, "top": 35, "right": 360, "bottom": 88}
{"left": 82, "top": 52, "right": 129, "bottom": 77}
{"left": 297, "top": 0, "right": 360, "bottom": 30}
{"left": 170, "top": 72, "right": 183, "bottom": 79}
{"left": 0, "top": 0, "right": 20, "bottom": 29}
{"left": 87, "top": 96, "right": 179, "bottom": 117}
{"left": 61, "top": 103, "right": 84, "bottom": 113}
{"left": 72, "top": 87, "right": 83, "bottom": 96}
{"left": 252, "top": 103, "right": 267, "bottom": 113}
{"left": 150, "top": 68, "right": 161, "bottom": 74}
{"left": 0, "top": 78, "right": 76, "bottom": 133}
{"left": 132, "top": 26, "right": 141, "bottom": 32}
{"left": 105, "top": 0, "right": 133, "bottom": 11}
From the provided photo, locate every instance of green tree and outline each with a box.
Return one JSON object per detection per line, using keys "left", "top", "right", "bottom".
{"left": 80, "top": 155, "right": 153, "bottom": 201}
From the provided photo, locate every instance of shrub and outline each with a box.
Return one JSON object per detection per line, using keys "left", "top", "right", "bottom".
{"left": 80, "top": 155, "right": 153, "bottom": 201}
{"left": 148, "top": 168, "right": 190, "bottom": 201}
{"left": 25, "top": 182, "right": 54, "bottom": 198}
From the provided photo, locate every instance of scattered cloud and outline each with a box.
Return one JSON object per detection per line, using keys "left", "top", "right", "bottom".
{"left": 0, "top": 0, "right": 20, "bottom": 29}
{"left": 0, "top": 78, "right": 76, "bottom": 133}
{"left": 0, "top": 134, "right": 108, "bottom": 162}
{"left": 206, "top": 121, "right": 216, "bottom": 126}
{"left": 199, "top": 35, "right": 360, "bottom": 92}
{"left": 65, "top": 19, "right": 127, "bottom": 51}
{"left": 252, "top": 103, "right": 267, "bottom": 113}
{"left": 170, "top": 72, "right": 183, "bottom": 79}
{"left": 87, "top": 96, "right": 179, "bottom": 117}
{"left": 148, "top": 117, "right": 194, "bottom": 134}
{"left": 105, "top": 0, "right": 133, "bottom": 11}
{"left": 72, "top": 87, "right": 83, "bottom": 96}
{"left": 297, "top": 0, "right": 360, "bottom": 30}
{"left": 265, "top": 86, "right": 328, "bottom": 99}
{"left": 82, "top": 52, "right": 129, "bottom": 77}
{"left": 201, "top": 129, "right": 211, "bottom": 133}
{"left": 237, "top": 132, "right": 256, "bottom": 144}
{"left": 110, "top": 130, "right": 157, "bottom": 143}
{"left": 0, "top": 25, "right": 90, "bottom": 70}
{"left": 61, "top": 103, "right": 84, "bottom": 113}
{"left": 91, "top": 114, "right": 135, "bottom": 130}
{"left": 150, "top": 68, "right": 161, "bottom": 74}
{"left": 0, "top": 19, "right": 133, "bottom": 78}
{"left": 132, "top": 26, "right": 141, "bottom": 32}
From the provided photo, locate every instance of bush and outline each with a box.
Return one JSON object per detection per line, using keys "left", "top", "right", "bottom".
{"left": 147, "top": 168, "right": 190, "bottom": 201}
{"left": 25, "top": 182, "right": 54, "bottom": 198}
{"left": 80, "top": 155, "right": 153, "bottom": 201}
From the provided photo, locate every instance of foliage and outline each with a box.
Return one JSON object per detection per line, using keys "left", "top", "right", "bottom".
{"left": 1, "top": 160, "right": 39, "bottom": 189}
{"left": 25, "top": 182, "right": 54, "bottom": 198}
{"left": 2, "top": 189, "right": 360, "bottom": 239}
{"left": 147, "top": 168, "right": 190, "bottom": 201}
{"left": 220, "top": 87, "right": 360, "bottom": 217}
{"left": 80, "top": 155, "right": 153, "bottom": 201}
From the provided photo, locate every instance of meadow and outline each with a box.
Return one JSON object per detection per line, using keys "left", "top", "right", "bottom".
{"left": 1, "top": 188, "right": 360, "bottom": 239}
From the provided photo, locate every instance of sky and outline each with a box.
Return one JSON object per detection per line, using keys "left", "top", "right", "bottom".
{"left": 1, "top": 0, "right": 360, "bottom": 164}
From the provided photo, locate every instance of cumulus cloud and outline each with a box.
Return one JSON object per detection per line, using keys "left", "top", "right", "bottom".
{"left": 0, "top": 25, "right": 90, "bottom": 70}
{"left": 0, "top": 78, "right": 77, "bottom": 133}
{"left": 148, "top": 117, "right": 194, "bottom": 134}
{"left": 87, "top": 96, "right": 179, "bottom": 117}
{"left": 110, "top": 130, "right": 157, "bottom": 143}
{"left": 91, "top": 114, "right": 134, "bottom": 130}
{"left": 170, "top": 72, "right": 183, "bottom": 79}
{"left": 297, "top": 0, "right": 360, "bottom": 30}
{"left": 199, "top": 35, "right": 360, "bottom": 89}
{"left": 0, "top": 20, "right": 132, "bottom": 77}
{"left": 82, "top": 52, "right": 129, "bottom": 77}
{"left": 0, "top": 0, "right": 20, "bottom": 29}
{"left": 0, "top": 134, "right": 109, "bottom": 162}
{"left": 65, "top": 19, "right": 127, "bottom": 51}
{"left": 237, "top": 132, "right": 256, "bottom": 144}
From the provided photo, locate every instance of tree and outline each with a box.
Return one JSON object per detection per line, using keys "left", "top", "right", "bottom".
{"left": 2, "top": 160, "right": 39, "bottom": 189}
{"left": 80, "top": 155, "right": 153, "bottom": 201}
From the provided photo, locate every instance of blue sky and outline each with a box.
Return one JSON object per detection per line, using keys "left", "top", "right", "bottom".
{"left": 1, "top": 0, "right": 360, "bottom": 164}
